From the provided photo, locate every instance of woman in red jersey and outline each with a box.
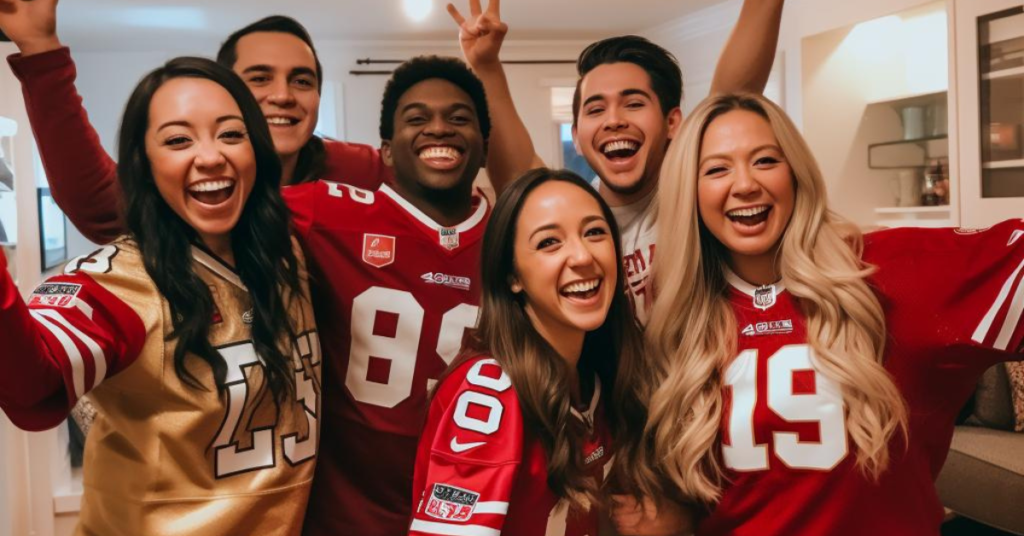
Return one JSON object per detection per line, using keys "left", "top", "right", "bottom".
{"left": 409, "top": 168, "right": 678, "bottom": 536}
{"left": 641, "top": 92, "right": 1024, "bottom": 536}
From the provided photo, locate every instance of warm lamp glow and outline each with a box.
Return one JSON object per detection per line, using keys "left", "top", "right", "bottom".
{"left": 404, "top": 0, "right": 433, "bottom": 22}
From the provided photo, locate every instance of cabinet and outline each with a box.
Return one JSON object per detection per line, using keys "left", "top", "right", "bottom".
{"left": 955, "top": 0, "right": 1024, "bottom": 227}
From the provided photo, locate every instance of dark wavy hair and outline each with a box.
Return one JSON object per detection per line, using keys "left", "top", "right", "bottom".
{"left": 217, "top": 15, "right": 326, "bottom": 184}
{"left": 460, "top": 168, "right": 652, "bottom": 509}
{"left": 572, "top": 35, "right": 683, "bottom": 126}
{"left": 117, "top": 56, "right": 301, "bottom": 403}
{"left": 378, "top": 55, "right": 491, "bottom": 142}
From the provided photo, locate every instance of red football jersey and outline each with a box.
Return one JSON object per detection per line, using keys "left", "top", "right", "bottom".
{"left": 701, "top": 220, "right": 1024, "bottom": 536}
{"left": 285, "top": 181, "right": 488, "bottom": 536}
{"left": 410, "top": 356, "right": 612, "bottom": 536}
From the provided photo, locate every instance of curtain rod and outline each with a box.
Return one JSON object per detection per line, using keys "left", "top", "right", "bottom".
{"left": 351, "top": 57, "right": 575, "bottom": 75}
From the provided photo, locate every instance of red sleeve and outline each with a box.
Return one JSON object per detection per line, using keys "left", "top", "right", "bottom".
{"left": 867, "top": 219, "right": 1024, "bottom": 362}
{"left": 0, "top": 253, "right": 145, "bottom": 431}
{"left": 7, "top": 48, "right": 126, "bottom": 244}
{"left": 282, "top": 181, "right": 323, "bottom": 244}
{"left": 410, "top": 358, "right": 522, "bottom": 536}
{"left": 322, "top": 138, "right": 392, "bottom": 189}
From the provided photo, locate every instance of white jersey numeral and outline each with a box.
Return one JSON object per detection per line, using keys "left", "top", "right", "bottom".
{"left": 346, "top": 286, "right": 479, "bottom": 407}
{"left": 451, "top": 359, "right": 511, "bottom": 436}
{"left": 65, "top": 245, "right": 118, "bottom": 275}
{"left": 213, "top": 332, "right": 321, "bottom": 478}
{"left": 326, "top": 182, "right": 375, "bottom": 204}
{"left": 722, "top": 344, "right": 848, "bottom": 472}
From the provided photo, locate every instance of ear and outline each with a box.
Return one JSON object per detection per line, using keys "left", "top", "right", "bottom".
{"left": 571, "top": 124, "right": 582, "bottom": 156}
{"left": 509, "top": 276, "right": 523, "bottom": 294}
{"left": 380, "top": 140, "right": 394, "bottom": 167}
{"left": 666, "top": 107, "right": 684, "bottom": 140}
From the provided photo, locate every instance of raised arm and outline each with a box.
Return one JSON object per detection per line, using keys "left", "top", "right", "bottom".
{"left": 1, "top": 0, "right": 126, "bottom": 244}
{"left": 448, "top": 0, "right": 544, "bottom": 196}
{"left": 709, "top": 0, "right": 785, "bottom": 95}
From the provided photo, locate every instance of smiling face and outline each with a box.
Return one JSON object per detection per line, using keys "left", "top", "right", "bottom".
{"left": 232, "top": 31, "right": 319, "bottom": 165}
{"left": 145, "top": 77, "right": 256, "bottom": 256}
{"left": 381, "top": 77, "right": 486, "bottom": 194}
{"left": 697, "top": 109, "right": 795, "bottom": 283}
{"left": 573, "top": 62, "right": 681, "bottom": 206}
{"left": 512, "top": 180, "right": 618, "bottom": 349}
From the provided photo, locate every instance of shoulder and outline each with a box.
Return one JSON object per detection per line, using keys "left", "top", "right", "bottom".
{"left": 427, "top": 355, "right": 524, "bottom": 464}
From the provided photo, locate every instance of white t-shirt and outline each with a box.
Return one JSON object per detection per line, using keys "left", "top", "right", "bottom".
{"left": 608, "top": 188, "right": 658, "bottom": 325}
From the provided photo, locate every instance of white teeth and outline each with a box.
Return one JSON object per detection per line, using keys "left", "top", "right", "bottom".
{"left": 188, "top": 179, "right": 234, "bottom": 193}
{"left": 267, "top": 117, "right": 296, "bottom": 125}
{"left": 563, "top": 279, "right": 600, "bottom": 294}
{"left": 419, "top": 146, "right": 460, "bottom": 161}
{"left": 601, "top": 140, "right": 639, "bottom": 154}
{"left": 727, "top": 206, "right": 770, "bottom": 217}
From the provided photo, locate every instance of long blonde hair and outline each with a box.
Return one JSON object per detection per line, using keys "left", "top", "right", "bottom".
{"left": 644, "top": 93, "right": 908, "bottom": 503}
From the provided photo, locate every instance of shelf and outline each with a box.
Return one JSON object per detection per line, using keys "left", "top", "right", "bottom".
{"left": 865, "top": 90, "right": 946, "bottom": 108}
{"left": 982, "top": 65, "right": 1024, "bottom": 81}
{"left": 982, "top": 159, "right": 1024, "bottom": 170}
{"left": 869, "top": 135, "right": 948, "bottom": 149}
{"left": 874, "top": 206, "right": 951, "bottom": 214}
{"left": 868, "top": 135, "right": 948, "bottom": 169}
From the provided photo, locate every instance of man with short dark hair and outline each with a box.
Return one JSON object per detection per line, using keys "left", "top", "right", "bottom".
{"left": 450, "top": 0, "right": 785, "bottom": 324}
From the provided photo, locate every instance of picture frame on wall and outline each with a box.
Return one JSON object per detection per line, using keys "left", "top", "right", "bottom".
{"left": 37, "top": 187, "right": 67, "bottom": 271}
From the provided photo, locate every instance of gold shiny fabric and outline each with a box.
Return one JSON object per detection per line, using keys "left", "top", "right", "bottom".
{"left": 75, "top": 238, "right": 320, "bottom": 536}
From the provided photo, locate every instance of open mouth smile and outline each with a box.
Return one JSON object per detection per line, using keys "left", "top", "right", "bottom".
{"left": 726, "top": 205, "right": 772, "bottom": 226}
{"left": 418, "top": 144, "right": 464, "bottom": 170}
{"left": 559, "top": 278, "right": 602, "bottom": 301}
{"left": 187, "top": 178, "right": 237, "bottom": 207}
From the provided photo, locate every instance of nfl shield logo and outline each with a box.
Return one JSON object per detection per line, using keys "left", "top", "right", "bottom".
{"left": 439, "top": 227, "right": 459, "bottom": 250}
{"left": 424, "top": 483, "right": 479, "bottom": 522}
{"left": 753, "top": 284, "right": 776, "bottom": 311}
{"left": 362, "top": 234, "right": 396, "bottom": 268}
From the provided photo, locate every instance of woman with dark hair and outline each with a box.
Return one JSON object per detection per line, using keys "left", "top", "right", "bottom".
{"left": 0, "top": 1, "right": 388, "bottom": 244}
{"left": 0, "top": 57, "right": 320, "bottom": 536}
{"left": 407, "top": 168, "right": 652, "bottom": 536}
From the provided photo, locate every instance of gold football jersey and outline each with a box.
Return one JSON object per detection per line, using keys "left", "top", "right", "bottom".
{"left": 50, "top": 238, "right": 320, "bottom": 536}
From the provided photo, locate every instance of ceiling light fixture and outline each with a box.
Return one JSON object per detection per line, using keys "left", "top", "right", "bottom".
{"left": 403, "top": 0, "right": 432, "bottom": 22}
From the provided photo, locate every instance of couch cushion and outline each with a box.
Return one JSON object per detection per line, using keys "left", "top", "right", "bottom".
{"left": 964, "top": 364, "right": 1015, "bottom": 431}
{"left": 936, "top": 426, "right": 1024, "bottom": 534}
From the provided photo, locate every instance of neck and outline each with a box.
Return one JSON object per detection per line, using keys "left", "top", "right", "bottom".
{"left": 525, "top": 306, "right": 585, "bottom": 372}
{"left": 390, "top": 179, "right": 475, "bottom": 227}
{"left": 600, "top": 174, "right": 657, "bottom": 208}
{"left": 280, "top": 153, "right": 299, "bottom": 185}
{"left": 729, "top": 249, "right": 781, "bottom": 287}
{"left": 200, "top": 234, "right": 235, "bottom": 267}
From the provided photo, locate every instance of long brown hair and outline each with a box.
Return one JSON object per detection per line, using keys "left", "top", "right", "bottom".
{"left": 461, "top": 168, "right": 652, "bottom": 510}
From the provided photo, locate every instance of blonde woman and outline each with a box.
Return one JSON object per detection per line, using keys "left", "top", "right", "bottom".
{"left": 641, "top": 92, "right": 1024, "bottom": 535}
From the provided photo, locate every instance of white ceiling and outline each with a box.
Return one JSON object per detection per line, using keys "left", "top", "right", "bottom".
{"left": 56, "top": 0, "right": 725, "bottom": 50}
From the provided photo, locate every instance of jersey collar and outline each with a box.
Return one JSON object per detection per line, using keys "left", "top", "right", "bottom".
{"left": 191, "top": 246, "right": 247, "bottom": 292}
{"left": 570, "top": 374, "right": 601, "bottom": 430}
{"left": 379, "top": 183, "right": 489, "bottom": 234}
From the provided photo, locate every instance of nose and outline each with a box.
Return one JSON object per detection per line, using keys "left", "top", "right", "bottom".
{"left": 424, "top": 115, "right": 455, "bottom": 137}
{"left": 565, "top": 237, "right": 596, "bottom": 268}
{"left": 731, "top": 164, "right": 761, "bottom": 197}
{"left": 603, "top": 105, "right": 628, "bottom": 131}
{"left": 194, "top": 141, "right": 227, "bottom": 170}
{"left": 266, "top": 78, "right": 296, "bottom": 108}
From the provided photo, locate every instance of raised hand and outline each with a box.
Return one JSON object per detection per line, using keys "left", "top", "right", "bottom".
{"left": 0, "top": 0, "right": 61, "bottom": 56}
{"left": 446, "top": 0, "right": 507, "bottom": 70}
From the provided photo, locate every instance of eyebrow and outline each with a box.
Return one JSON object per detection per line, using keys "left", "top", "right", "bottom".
{"left": 699, "top": 144, "right": 783, "bottom": 167}
{"left": 581, "top": 88, "right": 653, "bottom": 108}
{"left": 528, "top": 214, "right": 608, "bottom": 240}
{"left": 399, "top": 102, "right": 477, "bottom": 115}
{"left": 156, "top": 115, "right": 245, "bottom": 132}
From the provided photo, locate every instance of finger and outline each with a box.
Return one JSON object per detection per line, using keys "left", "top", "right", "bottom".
{"left": 642, "top": 496, "right": 659, "bottom": 519}
{"left": 446, "top": 3, "right": 467, "bottom": 26}
{"left": 486, "top": 0, "right": 500, "bottom": 17}
{"left": 468, "top": 0, "right": 482, "bottom": 17}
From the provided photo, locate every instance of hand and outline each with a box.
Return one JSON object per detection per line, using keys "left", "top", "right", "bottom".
{"left": 611, "top": 495, "right": 693, "bottom": 536}
{"left": 446, "top": 0, "right": 507, "bottom": 70}
{"left": 0, "top": 0, "right": 61, "bottom": 56}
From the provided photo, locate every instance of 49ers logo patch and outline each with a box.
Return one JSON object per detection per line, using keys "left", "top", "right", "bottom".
{"left": 425, "top": 483, "right": 479, "bottom": 522}
{"left": 29, "top": 283, "right": 82, "bottom": 308}
{"left": 362, "top": 234, "right": 396, "bottom": 268}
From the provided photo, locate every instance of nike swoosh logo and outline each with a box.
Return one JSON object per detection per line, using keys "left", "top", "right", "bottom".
{"left": 450, "top": 437, "right": 486, "bottom": 453}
